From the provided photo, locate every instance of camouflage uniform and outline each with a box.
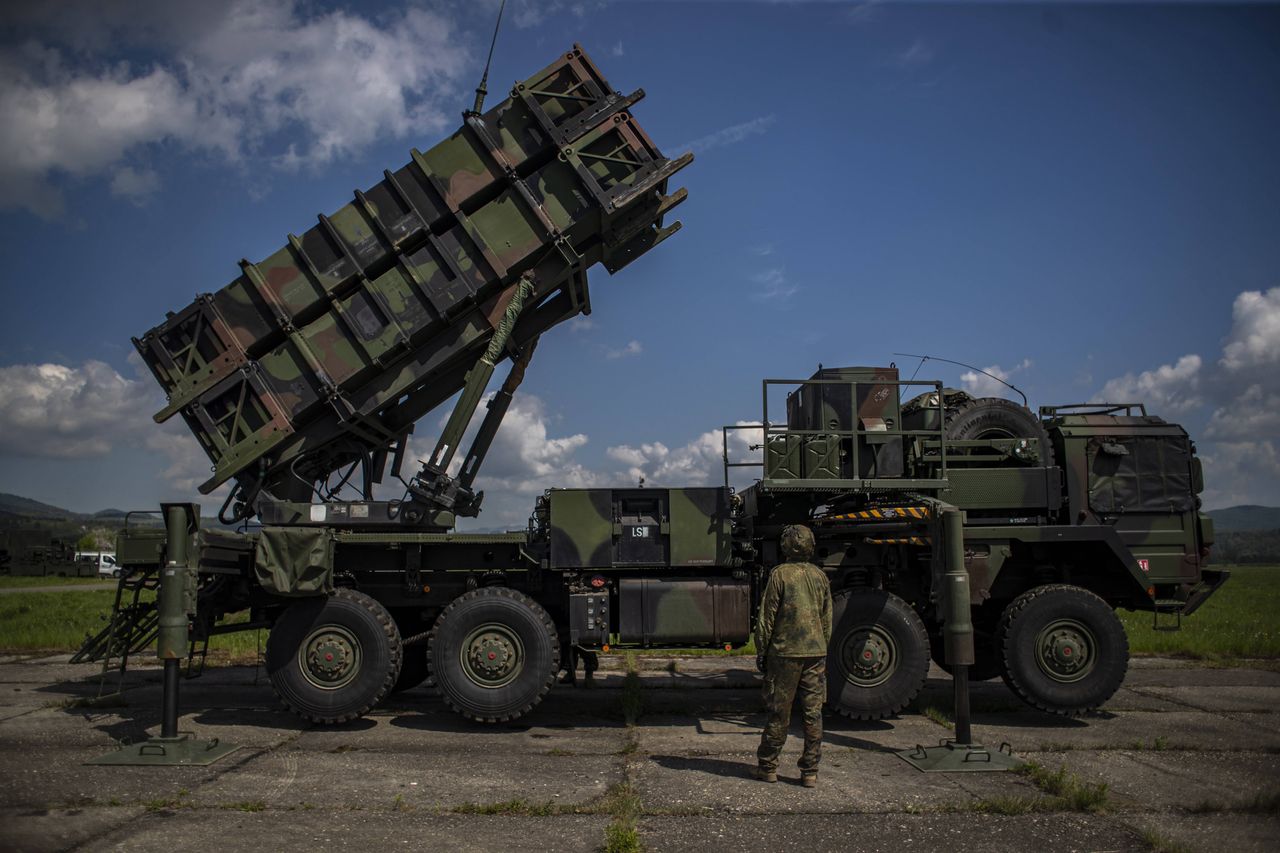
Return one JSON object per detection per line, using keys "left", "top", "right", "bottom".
{"left": 755, "top": 525, "right": 833, "bottom": 781}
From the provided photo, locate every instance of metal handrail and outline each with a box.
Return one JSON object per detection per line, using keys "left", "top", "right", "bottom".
{"left": 723, "top": 376, "right": 954, "bottom": 487}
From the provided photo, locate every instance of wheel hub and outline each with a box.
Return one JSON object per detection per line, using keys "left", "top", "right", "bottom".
{"left": 460, "top": 624, "right": 524, "bottom": 688}
{"left": 840, "top": 626, "right": 897, "bottom": 687}
{"left": 300, "top": 626, "right": 362, "bottom": 690}
{"left": 1035, "top": 619, "right": 1096, "bottom": 682}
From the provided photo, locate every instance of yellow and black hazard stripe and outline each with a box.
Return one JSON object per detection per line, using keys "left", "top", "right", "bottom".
{"left": 864, "top": 536, "right": 929, "bottom": 546}
{"left": 821, "top": 505, "right": 931, "bottom": 522}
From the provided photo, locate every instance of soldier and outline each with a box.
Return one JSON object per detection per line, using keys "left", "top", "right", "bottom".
{"left": 753, "top": 524, "right": 832, "bottom": 787}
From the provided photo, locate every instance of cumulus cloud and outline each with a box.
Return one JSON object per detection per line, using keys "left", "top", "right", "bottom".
{"left": 0, "top": 358, "right": 235, "bottom": 501}
{"left": 960, "top": 359, "right": 1032, "bottom": 399}
{"left": 1204, "top": 383, "right": 1280, "bottom": 442}
{"left": 1220, "top": 287, "right": 1280, "bottom": 372}
{"left": 0, "top": 1, "right": 470, "bottom": 218}
{"left": 676, "top": 115, "right": 776, "bottom": 155}
{"left": 1098, "top": 354, "right": 1202, "bottom": 413}
{"left": 0, "top": 360, "right": 154, "bottom": 457}
{"left": 405, "top": 392, "right": 607, "bottom": 529}
{"left": 1199, "top": 440, "right": 1280, "bottom": 511}
{"left": 1096, "top": 287, "right": 1280, "bottom": 506}
{"left": 607, "top": 423, "right": 763, "bottom": 488}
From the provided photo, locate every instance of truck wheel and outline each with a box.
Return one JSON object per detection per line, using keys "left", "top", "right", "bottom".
{"left": 429, "top": 587, "right": 559, "bottom": 723}
{"left": 827, "top": 589, "right": 930, "bottom": 720}
{"left": 266, "top": 588, "right": 403, "bottom": 725}
{"left": 997, "top": 585, "right": 1128, "bottom": 715}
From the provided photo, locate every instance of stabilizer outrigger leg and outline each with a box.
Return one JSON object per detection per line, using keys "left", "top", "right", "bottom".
{"left": 898, "top": 507, "right": 1023, "bottom": 773}
{"left": 87, "top": 504, "right": 239, "bottom": 767}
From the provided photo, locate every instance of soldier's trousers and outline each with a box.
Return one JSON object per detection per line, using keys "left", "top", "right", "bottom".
{"left": 756, "top": 655, "right": 826, "bottom": 773}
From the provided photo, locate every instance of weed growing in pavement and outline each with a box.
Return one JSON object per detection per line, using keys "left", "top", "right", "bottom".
{"left": 1138, "top": 828, "right": 1194, "bottom": 853}
{"left": 1019, "top": 762, "right": 1109, "bottom": 812}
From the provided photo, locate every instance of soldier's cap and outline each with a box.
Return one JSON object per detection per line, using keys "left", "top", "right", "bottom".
{"left": 780, "top": 524, "right": 815, "bottom": 559}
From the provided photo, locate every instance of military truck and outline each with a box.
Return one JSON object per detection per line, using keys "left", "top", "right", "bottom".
{"left": 86, "top": 45, "right": 1223, "bottom": 727}
{"left": 2, "top": 531, "right": 87, "bottom": 577}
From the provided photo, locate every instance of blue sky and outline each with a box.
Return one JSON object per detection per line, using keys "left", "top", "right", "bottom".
{"left": 1, "top": 0, "right": 1278, "bottom": 525}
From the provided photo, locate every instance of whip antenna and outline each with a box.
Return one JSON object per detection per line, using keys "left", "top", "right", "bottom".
{"left": 470, "top": 0, "right": 508, "bottom": 116}
{"left": 894, "top": 352, "right": 1028, "bottom": 408}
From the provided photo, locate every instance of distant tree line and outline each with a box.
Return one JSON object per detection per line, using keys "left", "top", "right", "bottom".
{"left": 1212, "top": 530, "right": 1280, "bottom": 565}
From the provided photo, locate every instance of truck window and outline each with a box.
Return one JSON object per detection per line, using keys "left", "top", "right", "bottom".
{"left": 1087, "top": 436, "right": 1194, "bottom": 513}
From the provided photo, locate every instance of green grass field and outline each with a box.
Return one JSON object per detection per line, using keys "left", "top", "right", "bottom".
{"left": 1120, "top": 564, "right": 1280, "bottom": 660}
{"left": 0, "top": 586, "right": 264, "bottom": 661}
{"left": 0, "top": 576, "right": 111, "bottom": 588}
{"left": 0, "top": 565, "right": 1275, "bottom": 664}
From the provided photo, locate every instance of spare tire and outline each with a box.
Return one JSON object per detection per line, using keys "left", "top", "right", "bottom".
{"left": 947, "top": 397, "right": 1052, "bottom": 466}
{"left": 904, "top": 390, "right": 1050, "bottom": 466}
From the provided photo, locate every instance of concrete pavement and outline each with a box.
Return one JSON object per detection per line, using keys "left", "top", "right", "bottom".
{"left": 0, "top": 654, "right": 1276, "bottom": 852}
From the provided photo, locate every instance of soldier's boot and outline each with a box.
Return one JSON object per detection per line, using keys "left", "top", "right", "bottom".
{"left": 753, "top": 766, "right": 778, "bottom": 783}
{"left": 801, "top": 772, "right": 818, "bottom": 788}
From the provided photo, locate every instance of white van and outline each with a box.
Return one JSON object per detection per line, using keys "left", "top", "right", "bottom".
{"left": 76, "top": 552, "right": 120, "bottom": 578}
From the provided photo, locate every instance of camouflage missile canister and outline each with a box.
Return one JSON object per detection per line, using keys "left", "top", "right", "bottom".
{"left": 133, "top": 45, "right": 690, "bottom": 497}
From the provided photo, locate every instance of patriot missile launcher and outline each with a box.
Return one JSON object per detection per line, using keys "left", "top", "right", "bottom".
{"left": 133, "top": 45, "right": 690, "bottom": 526}
{"left": 87, "top": 46, "right": 1222, "bottom": 740}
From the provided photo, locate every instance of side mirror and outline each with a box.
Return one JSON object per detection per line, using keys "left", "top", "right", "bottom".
{"left": 1191, "top": 457, "right": 1204, "bottom": 494}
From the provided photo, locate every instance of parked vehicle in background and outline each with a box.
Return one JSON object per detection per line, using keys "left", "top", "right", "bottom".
{"left": 76, "top": 552, "right": 120, "bottom": 578}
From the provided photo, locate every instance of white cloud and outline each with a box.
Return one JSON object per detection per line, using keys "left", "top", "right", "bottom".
{"left": 605, "top": 340, "right": 643, "bottom": 359}
{"left": 607, "top": 422, "right": 763, "bottom": 488}
{"left": 1091, "top": 289, "right": 1280, "bottom": 506}
{"left": 676, "top": 115, "right": 776, "bottom": 155}
{"left": 0, "top": 360, "right": 154, "bottom": 458}
{"left": 0, "top": 358, "right": 235, "bottom": 501}
{"left": 569, "top": 316, "right": 596, "bottom": 333}
{"left": 960, "top": 359, "right": 1032, "bottom": 399}
{"left": 1098, "top": 354, "right": 1202, "bottom": 413}
{"left": 0, "top": 1, "right": 470, "bottom": 218}
{"left": 409, "top": 392, "right": 606, "bottom": 529}
{"left": 750, "top": 268, "right": 799, "bottom": 302}
{"left": 610, "top": 41, "right": 625, "bottom": 57}
{"left": 1205, "top": 384, "right": 1280, "bottom": 443}
{"left": 109, "top": 166, "right": 161, "bottom": 204}
{"left": 1199, "top": 440, "right": 1280, "bottom": 510}
{"left": 1220, "top": 287, "right": 1280, "bottom": 372}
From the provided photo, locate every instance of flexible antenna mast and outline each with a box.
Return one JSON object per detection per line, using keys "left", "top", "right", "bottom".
{"left": 470, "top": 0, "right": 508, "bottom": 116}
{"left": 894, "top": 352, "right": 1028, "bottom": 409}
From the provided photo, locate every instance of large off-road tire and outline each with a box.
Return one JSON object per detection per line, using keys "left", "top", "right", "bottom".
{"left": 266, "top": 588, "right": 403, "bottom": 725}
{"left": 429, "top": 587, "right": 559, "bottom": 723}
{"left": 997, "top": 585, "right": 1129, "bottom": 716}
{"left": 827, "top": 589, "right": 931, "bottom": 720}
{"left": 946, "top": 396, "right": 1050, "bottom": 449}
{"left": 903, "top": 391, "right": 1051, "bottom": 465}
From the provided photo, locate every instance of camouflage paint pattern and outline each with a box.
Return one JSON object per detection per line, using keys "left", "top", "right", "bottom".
{"left": 547, "top": 487, "right": 734, "bottom": 570}
{"left": 757, "top": 656, "right": 825, "bottom": 773}
{"left": 549, "top": 489, "right": 614, "bottom": 569}
{"left": 1047, "top": 411, "right": 1208, "bottom": 585}
{"left": 133, "top": 44, "right": 691, "bottom": 498}
{"left": 755, "top": 561, "right": 833, "bottom": 658}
